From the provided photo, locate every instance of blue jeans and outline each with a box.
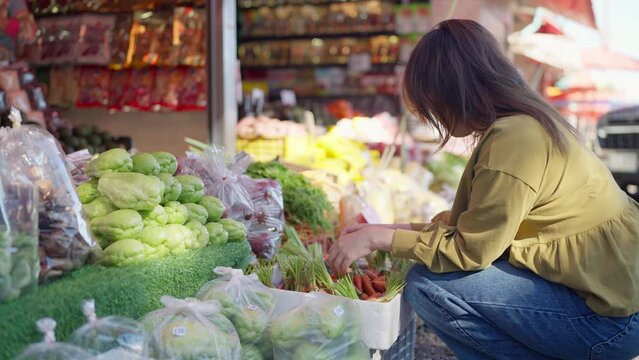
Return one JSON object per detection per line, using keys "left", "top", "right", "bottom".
{"left": 405, "top": 261, "right": 639, "bottom": 360}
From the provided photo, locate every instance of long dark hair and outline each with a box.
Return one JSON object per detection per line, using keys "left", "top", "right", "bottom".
{"left": 402, "top": 19, "right": 578, "bottom": 152}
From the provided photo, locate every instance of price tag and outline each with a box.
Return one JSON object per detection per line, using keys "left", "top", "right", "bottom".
{"left": 280, "top": 89, "right": 297, "bottom": 106}
{"left": 172, "top": 327, "right": 186, "bottom": 337}
{"left": 333, "top": 305, "right": 345, "bottom": 318}
{"left": 348, "top": 53, "right": 372, "bottom": 74}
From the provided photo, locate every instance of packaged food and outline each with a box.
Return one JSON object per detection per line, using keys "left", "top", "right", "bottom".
{"left": 0, "top": 109, "right": 94, "bottom": 280}
{"left": 77, "top": 15, "right": 116, "bottom": 65}
{"left": 177, "top": 67, "right": 206, "bottom": 110}
{"left": 180, "top": 146, "right": 255, "bottom": 227}
{"left": 77, "top": 66, "right": 110, "bottom": 108}
{"left": 174, "top": 7, "right": 206, "bottom": 67}
{"left": 127, "top": 11, "right": 172, "bottom": 68}
{"left": 122, "top": 68, "right": 154, "bottom": 111}
{"left": 0, "top": 155, "right": 39, "bottom": 303}
{"left": 70, "top": 299, "right": 149, "bottom": 356}
{"left": 110, "top": 14, "right": 133, "bottom": 68}
{"left": 140, "top": 296, "right": 241, "bottom": 360}
{"left": 196, "top": 267, "right": 276, "bottom": 358}
{"left": 108, "top": 69, "right": 131, "bottom": 111}
{"left": 151, "top": 67, "right": 181, "bottom": 111}
{"left": 270, "top": 292, "right": 369, "bottom": 360}
{"left": 16, "top": 318, "right": 93, "bottom": 360}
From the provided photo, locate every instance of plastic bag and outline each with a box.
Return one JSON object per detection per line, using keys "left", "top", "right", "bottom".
{"left": 270, "top": 292, "right": 369, "bottom": 360}
{"left": 0, "top": 158, "right": 39, "bottom": 302}
{"left": 0, "top": 109, "right": 94, "bottom": 281}
{"left": 17, "top": 318, "right": 93, "bottom": 360}
{"left": 196, "top": 267, "right": 276, "bottom": 359}
{"left": 140, "top": 295, "right": 241, "bottom": 360}
{"left": 70, "top": 299, "right": 149, "bottom": 356}
{"left": 240, "top": 177, "right": 284, "bottom": 259}
{"left": 180, "top": 146, "right": 254, "bottom": 227}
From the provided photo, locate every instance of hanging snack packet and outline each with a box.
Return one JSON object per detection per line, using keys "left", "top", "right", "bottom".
{"left": 196, "top": 267, "right": 276, "bottom": 359}
{"left": 140, "top": 295, "right": 241, "bottom": 360}
{"left": 270, "top": 292, "right": 370, "bottom": 360}
{"left": 70, "top": 299, "right": 149, "bottom": 356}
{"left": 16, "top": 318, "right": 93, "bottom": 360}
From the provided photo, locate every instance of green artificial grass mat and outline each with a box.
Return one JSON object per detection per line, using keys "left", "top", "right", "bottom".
{"left": 0, "top": 241, "right": 251, "bottom": 359}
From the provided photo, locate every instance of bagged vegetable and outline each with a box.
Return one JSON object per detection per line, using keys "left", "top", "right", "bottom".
{"left": 240, "top": 178, "right": 284, "bottom": 259}
{"left": 70, "top": 299, "right": 148, "bottom": 356}
{"left": 16, "top": 318, "right": 93, "bottom": 360}
{"left": 270, "top": 292, "right": 367, "bottom": 360}
{"left": 0, "top": 157, "right": 39, "bottom": 302}
{"left": 180, "top": 146, "right": 254, "bottom": 227}
{"left": 196, "top": 267, "right": 275, "bottom": 359}
{"left": 140, "top": 295, "right": 241, "bottom": 360}
{"left": 0, "top": 109, "right": 94, "bottom": 280}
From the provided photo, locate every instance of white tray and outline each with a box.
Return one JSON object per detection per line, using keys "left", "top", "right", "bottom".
{"left": 268, "top": 288, "right": 415, "bottom": 350}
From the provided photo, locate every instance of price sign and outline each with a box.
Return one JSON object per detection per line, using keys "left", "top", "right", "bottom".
{"left": 280, "top": 89, "right": 297, "bottom": 106}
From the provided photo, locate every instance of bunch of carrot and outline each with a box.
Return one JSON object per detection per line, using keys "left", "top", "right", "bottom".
{"left": 353, "top": 270, "right": 386, "bottom": 300}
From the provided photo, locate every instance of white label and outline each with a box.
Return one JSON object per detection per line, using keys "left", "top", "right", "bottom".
{"left": 333, "top": 305, "right": 345, "bottom": 318}
{"left": 172, "top": 327, "right": 186, "bottom": 337}
{"left": 247, "top": 304, "right": 258, "bottom": 311}
{"left": 348, "top": 53, "right": 372, "bottom": 74}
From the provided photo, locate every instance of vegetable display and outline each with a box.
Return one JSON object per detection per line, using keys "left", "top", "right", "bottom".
{"left": 196, "top": 267, "right": 275, "bottom": 360}
{"left": 77, "top": 149, "right": 246, "bottom": 267}
{"left": 140, "top": 296, "right": 241, "bottom": 360}
{"left": 0, "top": 241, "right": 252, "bottom": 359}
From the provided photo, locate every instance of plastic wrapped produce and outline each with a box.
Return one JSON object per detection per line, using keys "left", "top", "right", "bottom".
{"left": 196, "top": 267, "right": 275, "bottom": 359}
{"left": 0, "top": 157, "right": 39, "bottom": 302}
{"left": 140, "top": 295, "right": 241, "bottom": 360}
{"left": 0, "top": 109, "right": 94, "bottom": 280}
{"left": 180, "top": 146, "right": 254, "bottom": 227}
{"left": 16, "top": 318, "right": 93, "bottom": 360}
{"left": 70, "top": 299, "right": 148, "bottom": 356}
{"left": 240, "top": 178, "right": 284, "bottom": 259}
{"left": 270, "top": 292, "right": 368, "bottom": 360}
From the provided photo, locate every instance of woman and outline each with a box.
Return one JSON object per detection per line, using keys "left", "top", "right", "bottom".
{"left": 328, "top": 20, "right": 639, "bottom": 360}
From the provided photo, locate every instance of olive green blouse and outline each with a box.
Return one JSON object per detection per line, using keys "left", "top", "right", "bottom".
{"left": 392, "top": 115, "right": 639, "bottom": 317}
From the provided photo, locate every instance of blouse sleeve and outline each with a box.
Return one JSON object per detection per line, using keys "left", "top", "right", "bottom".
{"left": 391, "top": 167, "right": 538, "bottom": 272}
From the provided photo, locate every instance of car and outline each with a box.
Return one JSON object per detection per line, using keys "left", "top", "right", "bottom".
{"left": 595, "top": 106, "right": 639, "bottom": 200}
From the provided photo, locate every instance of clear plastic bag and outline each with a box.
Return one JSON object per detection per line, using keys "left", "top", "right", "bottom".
{"left": 0, "top": 109, "right": 94, "bottom": 281}
{"left": 17, "top": 318, "right": 93, "bottom": 360}
{"left": 140, "top": 295, "right": 241, "bottom": 360}
{"left": 196, "top": 267, "right": 276, "bottom": 359}
{"left": 180, "top": 146, "right": 254, "bottom": 227}
{"left": 270, "top": 292, "right": 369, "bottom": 360}
{"left": 240, "top": 178, "right": 284, "bottom": 259}
{"left": 0, "top": 158, "right": 39, "bottom": 302}
{"left": 70, "top": 299, "right": 149, "bottom": 356}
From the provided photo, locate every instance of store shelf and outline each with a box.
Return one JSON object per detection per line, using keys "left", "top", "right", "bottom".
{"left": 238, "top": 0, "right": 393, "bottom": 10}
{"left": 32, "top": 3, "right": 205, "bottom": 18}
{"left": 240, "top": 30, "right": 397, "bottom": 42}
{"left": 241, "top": 62, "right": 398, "bottom": 70}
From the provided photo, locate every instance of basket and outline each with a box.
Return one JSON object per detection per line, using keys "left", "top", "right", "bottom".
{"left": 377, "top": 316, "right": 417, "bottom": 360}
{"left": 236, "top": 138, "right": 285, "bottom": 162}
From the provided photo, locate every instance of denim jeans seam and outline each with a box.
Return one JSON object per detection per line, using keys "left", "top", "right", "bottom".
{"left": 466, "top": 301, "right": 569, "bottom": 317}
{"left": 590, "top": 314, "right": 638, "bottom": 358}
{"left": 432, "top": 289, "right": 496, "bottom": 358}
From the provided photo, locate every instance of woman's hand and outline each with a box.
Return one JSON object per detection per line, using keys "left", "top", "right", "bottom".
{"left": 328, "top": 227, "right": 396, "bottom": 275}
{"left": 431, "top": 210, "right": 452, "bottom": 225}
{"left": 340, "top": 223, "right": 410, "bottom": 237}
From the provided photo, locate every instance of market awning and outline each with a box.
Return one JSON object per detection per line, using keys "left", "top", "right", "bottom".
{"left": 526, "top": 0, "right": 596, "bottom": 28}
{"left": 508, "top": 32, "right": 584, "bottom": 70}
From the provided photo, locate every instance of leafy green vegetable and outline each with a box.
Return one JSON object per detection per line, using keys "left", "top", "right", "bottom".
{"left": 131, "top": 153, "right": 160, "bottom": 176}
{"left": 246, "top": 161, "right": 334, "bottom": 232}
{"left": 77, "top": 179, "right": 100, "bottom": 204}
{"left": 98, "top": 172, "right": 164, "bottom": 211}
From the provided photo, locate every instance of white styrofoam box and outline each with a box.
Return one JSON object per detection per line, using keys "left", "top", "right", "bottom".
{"left": 268, "top": 288, "right": 416, "bottom": 350}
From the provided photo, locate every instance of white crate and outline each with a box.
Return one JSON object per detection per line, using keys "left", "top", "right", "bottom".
{"left": 268, "top": 288, "right": 416, "bottom": 350}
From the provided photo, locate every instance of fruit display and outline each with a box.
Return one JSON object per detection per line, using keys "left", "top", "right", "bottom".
{"left": 78, "top": 149, "right": 246, "bottom": 267}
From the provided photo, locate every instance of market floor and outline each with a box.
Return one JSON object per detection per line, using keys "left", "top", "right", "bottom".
{"left": 415, "top": 320, "right": 456, "bottom": 360}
